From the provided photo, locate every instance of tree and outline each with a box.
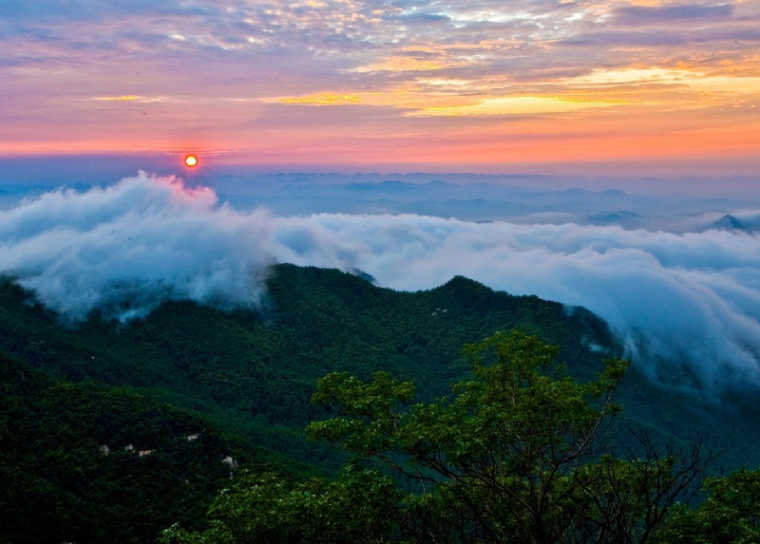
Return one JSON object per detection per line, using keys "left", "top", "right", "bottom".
{"left": 307, "top": 330, "right": 708, "bottom": 544}
{"left": 160, "top": 465, "right": 401, "bottom": 544}
{"left": 165, "top": 330, "right": 711, "bottom": 544}
{"left": 573, "top": 434, "right": 709, "bottom": 544}
{"left": 652, "top": 467, "right": 760, "bottom": 544}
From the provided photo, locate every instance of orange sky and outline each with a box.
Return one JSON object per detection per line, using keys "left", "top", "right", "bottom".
{"left": 2, "top": 0, "right": 759, "bottom": 176}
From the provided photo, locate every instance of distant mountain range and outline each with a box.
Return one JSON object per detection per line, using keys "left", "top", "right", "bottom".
{"left": 1, "top": 264, "right": 759, "bottom": 543}
{"left": 710, "top": 213, "right": 760, "bottom": 232}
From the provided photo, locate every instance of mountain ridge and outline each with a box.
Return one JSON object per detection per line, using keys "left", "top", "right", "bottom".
{"left": 1, "top": 263, "right": 759, "bottom": 543}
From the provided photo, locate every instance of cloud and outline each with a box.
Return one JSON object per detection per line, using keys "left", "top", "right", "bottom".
{"left": 0, "top": 173, "right": 273, "bottom": 321}
{"left": 406, "top": 95, "right": 619, "bottom": 116}
{"left": 614, "top": 3, "right": 734, "bottom": 25}
{"left": 2, "top": 173, "right": 760, "bottom": 392}
{"left": 559, "top": 30, "right": 690, "bottom": 47}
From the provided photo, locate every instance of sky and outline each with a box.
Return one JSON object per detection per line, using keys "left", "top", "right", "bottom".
{"left": 2, "top": 0, "right": 760, "bottom": 175}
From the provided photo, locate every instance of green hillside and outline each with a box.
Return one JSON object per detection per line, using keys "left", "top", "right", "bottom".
{"left": 0, "top": 353, "right": 263, "bottom": 544}
{"left": 0, "top": 265, "right": 625, "bottom": 460}
{"left": 1, "top": 263, "right": 759, "bottom": 542}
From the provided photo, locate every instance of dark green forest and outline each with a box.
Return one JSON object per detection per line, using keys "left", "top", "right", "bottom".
{"left": 162, "top": 331, "right": 760, "bottom": 544}
{"left": 1, "top": 264, "right": 759, "bottom": 543}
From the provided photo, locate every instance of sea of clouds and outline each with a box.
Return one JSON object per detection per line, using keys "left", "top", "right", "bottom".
{"left": 2, "top": 172, "right": 760, "bottom": 390}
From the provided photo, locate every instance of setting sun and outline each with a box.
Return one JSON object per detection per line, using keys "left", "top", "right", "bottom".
{"left": 184, "top": 154, "right": 198, "bottom": 167}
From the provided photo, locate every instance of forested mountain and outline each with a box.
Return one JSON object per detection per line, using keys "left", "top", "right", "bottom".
{"left": 1, "top": 263, "right": 759, "bottom": 543}
{"left": 0, "top": 264, "right": 619, "bottom": 463}
{"left": 0, "top": 353, "right": 258, "bottom": 544}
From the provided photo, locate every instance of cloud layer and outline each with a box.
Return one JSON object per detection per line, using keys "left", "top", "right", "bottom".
{"left": 2, "top": 173, "right": 760, "bottom": 391}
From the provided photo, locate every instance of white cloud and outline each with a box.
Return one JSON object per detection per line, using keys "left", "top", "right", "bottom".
{"left": 0, "top": 173, "right": 273, "bottom": 320}
{"left": 2, "top": 172, "right": 760, "bottom": 391}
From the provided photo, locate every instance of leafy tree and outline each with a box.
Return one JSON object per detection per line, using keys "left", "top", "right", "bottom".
{"left": 573, "top": 435, "right": 709, "bottom": 544}
{"left": 161, "top": 330, "right": 714, "bottom": 544}
{"left": 306, "top": 330, "right": 708, "bottom": 544}
{"left": 160, "top": 465, "right": 401, "bottom": 544}
{"left": 653, "top": 467, "right": 760, "bottom": 544}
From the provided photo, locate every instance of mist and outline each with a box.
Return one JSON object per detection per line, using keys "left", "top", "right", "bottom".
{"left": 2, "top": 172, "right": 759, "bottom": 390}
{"left": 0, "top": 173, "right": 274, "bottom": 320}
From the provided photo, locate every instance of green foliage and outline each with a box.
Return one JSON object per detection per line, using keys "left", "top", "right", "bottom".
{"left": 0, "top": 353, "right": 251, "bottom": 544}
{"left": 172, "top": 330, "right": 713, "bottom": 544}
{"left": 653, "top": 467, "right": 760, "bottom": 544}
{"left": 573, "top": 442, "right": 708, "bottom": 544}
{"left": 1, "top": 265, "right": 758, "bottom": 542}
{"left": 307, "top": 330, "right": 645, "bottom": 544}
{"left": 2, "top": 265, "right": 747, "bottom": 475}
{"left": 160, "top": 465, "right": 402, "bottom": 544}
{"left": 0, "top": 265, "right": 627, "bottom": 472}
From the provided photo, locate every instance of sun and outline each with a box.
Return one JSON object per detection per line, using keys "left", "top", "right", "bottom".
{"left": 184, "top": 154, "right": 198, "bottom": 167}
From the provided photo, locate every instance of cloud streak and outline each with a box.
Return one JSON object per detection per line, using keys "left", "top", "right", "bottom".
{"left": 2, "top": 173, "right": 760, "bottom": 392}
{"left": 613, "top": 3, "right": 734, "bottom": 25}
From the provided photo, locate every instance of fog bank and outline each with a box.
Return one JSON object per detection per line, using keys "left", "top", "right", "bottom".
{"left": 2, "top": 172, "right": 759, "bottom": 390}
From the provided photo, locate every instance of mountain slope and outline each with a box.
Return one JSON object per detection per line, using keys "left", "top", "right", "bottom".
{"left": 0, "top": 352, "right": 261, "bottom": 544}
{"left": 1, "top": 264, "right": 758, "bottom": 473}
{"left": 3, "top": 264, "right": 760, "bottom": 543}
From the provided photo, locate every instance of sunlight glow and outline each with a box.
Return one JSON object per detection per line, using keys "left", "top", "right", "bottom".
{"left": 353, "top": 57, "right": 444, "bottom": 73}
{"left": 277, "top": 94, "right": 361, "bottom": 106}
{"left": 408, "top": 96, "right": 621, "bottom": 117}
